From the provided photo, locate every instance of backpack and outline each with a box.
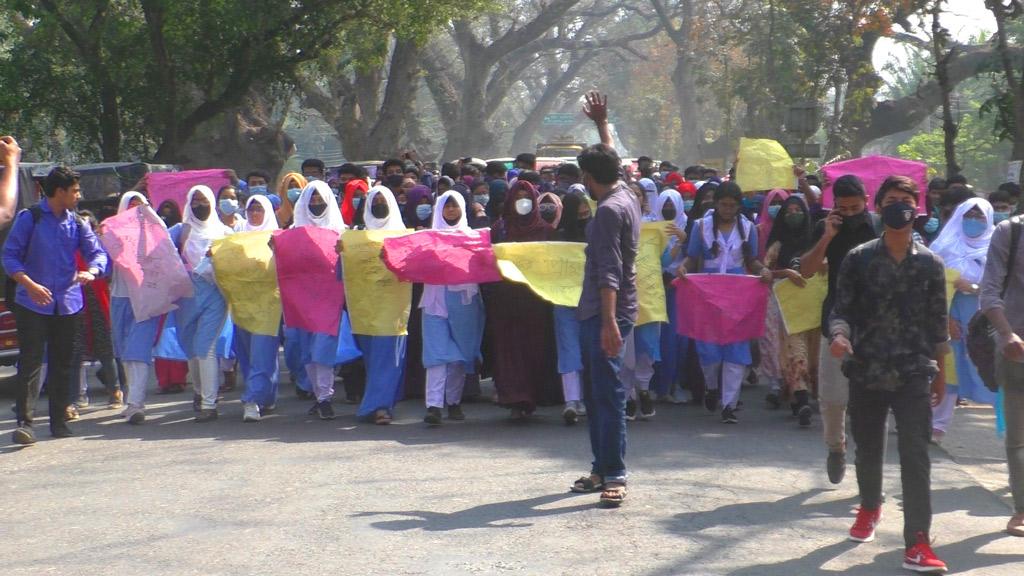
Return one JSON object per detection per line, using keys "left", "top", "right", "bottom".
{"left": 966, "top": 216, "right": 1023, "bottom": 392}
{"left": 3, "top": 205, "right": 86, "bottom": 305}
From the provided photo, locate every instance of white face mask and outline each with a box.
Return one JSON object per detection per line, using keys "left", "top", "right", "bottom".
{"left": 515, "top": 198, "right": 533, "bottom": 216}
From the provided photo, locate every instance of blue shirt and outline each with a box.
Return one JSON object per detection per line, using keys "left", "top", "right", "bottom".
{"left": 2, "top": 198, "right": 108, "bottom": 315}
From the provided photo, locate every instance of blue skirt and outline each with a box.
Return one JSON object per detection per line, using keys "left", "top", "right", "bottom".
{"left": 951, "top": 292, "right": 997, "bottom": 405}
{"left": 299, "top": 310, "right": 362, "bottom": 366}
{"left": 355, "top": 335, "right": 407, "bottom": 417}
{"left": 421, "top": 291, "right": 485, "bottom": 370}
{"left": 695, "top": 341, "right": 752, "bottom": 366}
{"left": 553, "top": 305, "right": 583, "bottom": 374}
{"left": 174, "top": 274, "right": 228, "bottom": 358}
{"left": 154, "top": 312, "right": 187, "bottom": 361}
{"left": 634, "top": 322, "right": 662, "bottom": 362}
{"left": 110, "top": 296, "right": 161, "bottom": 364}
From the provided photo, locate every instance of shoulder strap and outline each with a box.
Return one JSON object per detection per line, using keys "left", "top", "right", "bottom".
{"left": 1002, "top": 216, "right": 1023, "bottom": 299}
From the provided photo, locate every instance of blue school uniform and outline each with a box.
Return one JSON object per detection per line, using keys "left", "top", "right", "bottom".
{"left": 110, "top": 296, "right": 161, "bottom": 364}
{"left": 421, "top": 289, "right": 485, "bottom": 371}
{"left": 950, "top": 292, "right": 997, "bottom": 405}
{"left": 553, "top": 305, "right": 583, "bottom": 375}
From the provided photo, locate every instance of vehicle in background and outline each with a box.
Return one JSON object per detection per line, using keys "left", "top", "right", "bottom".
{"left": 75, "top": 162, "right": 178, "bottom": 222}
{"left": 327, "top": 161, "right": 382, "bottom": 184}
{"left": 485, "top": 157, "right": 577, "bottom": 173}
{"left": 536, "top": 137, "right": 588, "bottom": 158}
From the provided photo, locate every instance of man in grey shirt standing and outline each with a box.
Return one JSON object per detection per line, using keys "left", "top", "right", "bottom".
{"left": 980, "top": 214, "right": 1024, "bottom": 537}
{"left": 569, "top": 92, "right": 640, "bottom": 508}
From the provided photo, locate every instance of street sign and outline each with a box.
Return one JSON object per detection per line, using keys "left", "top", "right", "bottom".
{"left": 543, "top": 113, "right": 577, "bottom": 126}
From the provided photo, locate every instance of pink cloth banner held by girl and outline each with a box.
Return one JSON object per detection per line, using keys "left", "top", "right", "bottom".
{"left": 273, "top": 226, "right": 344, "bottom": 336}
{"left": 381, "top": 228, "right": 502, "bottom": 285}
{"left": 146, "top": 169, "right": 233, "bottom": 214}
{"left": 99, "top": 206, "right": 193, "bottom": 321}
{"left": 820, "top": 156, "right": 928, "bottom": 215}
{"left": 674, "top": 274, "right": 770, "bottom": 344}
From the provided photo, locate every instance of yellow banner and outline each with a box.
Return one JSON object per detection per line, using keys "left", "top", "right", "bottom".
{"left": 637, "top": 221, "right": 669, "bottom": 325}
{"left": 944, "top": 268, "right": 961, "bottom": 384}
{"left": 774, "top": 272, "right": 827, "bottom": 336}
{"left": 211, "top": 231, "right": 281, "bottom": 337}
{"left": 736, "top": 138, "right": 794, "bottom": 192}
{"left": 341, "top": 230, "right": 413, "bottom": 336}
{"left": 492, "top": 242, "right": 586, "bottom": 307}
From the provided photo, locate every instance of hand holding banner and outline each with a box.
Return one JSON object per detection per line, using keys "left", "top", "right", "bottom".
{"left": 637, "top": 221, "right": 669, "bottom": 325}
{"left": 773, "top": 273, "right": 827, "bottom": 336}
{"left": 381, "top": 228, "right": 502, "bottom": 285}
{"left": 674, "top": 274, "right": 770, "bottom": 344}
{"left": 492, "top": 242, "right": 586, "bottom": 307}
{"left": 211, "top": 231, "right": 281, "bottom": 336}
{"left": 341, "top": 230, "right": 413, "bottom": 336}
{"left": 273, "top": 226, "right": 344, "bottom": 336}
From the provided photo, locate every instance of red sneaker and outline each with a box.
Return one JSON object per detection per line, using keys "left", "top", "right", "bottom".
{"left": 848, "top": 506, "right": 882, "bottom": 542}
{"left": 903, "top": 532, "right": 947, "bottom": 573}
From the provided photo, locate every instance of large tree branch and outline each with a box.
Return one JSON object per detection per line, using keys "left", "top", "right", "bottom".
{"left": 484, "top": 0, "right": 582, "bottom": 62}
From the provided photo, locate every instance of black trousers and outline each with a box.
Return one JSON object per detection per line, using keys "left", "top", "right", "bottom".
{"left": 14, "top": 306, "right": 79, "bottom": 430}
{"left": 849, "top": 375, "right": 933, "bottom": 548}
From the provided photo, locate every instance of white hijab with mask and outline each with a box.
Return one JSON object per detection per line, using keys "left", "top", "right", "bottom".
{"left": 118, "top": 191, "right": 149, "bottom": 214}
{"left": 242, "top": 195, "right": 279, "bottom": 232}
{"left": 363, "top": 185, "right": 406, "bottom": 232}
{"left": 929, "top": 197, "right": 994, "bottom": 283}
{"left": 181, "top": 185, "right": 230, "bottom": 273}
{"left": 421, "top": 191, "right": 478, "bottom": 317}
{"left": 111, "top": 191, "right": 154, "bottom": 297}
{"left": 292, "top": 180, "right": 345, "bottom": 232}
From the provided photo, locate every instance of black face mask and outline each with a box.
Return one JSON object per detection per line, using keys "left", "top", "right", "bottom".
{"left": 841, "top": 212, "right": 867, "bottom": 230}
{"left": 443, "top": 216, "right": 459, "bottom": 226}
{"left": 309, "top": 202, "right": 327, "bottom": 217}
{"left": 539, "top": 204, "right": 558, "bottom": 223}
{"left": 371, "top": 203, "right": 389, "bottom": 219}
{"left": 662, "top": 207, "right": 677, "bottom": 221}
{"left": 881, "top": 201, "right": 915, "bottom": 230}
{"left": 191, "top": 205, "right": 211, "bottom": 221}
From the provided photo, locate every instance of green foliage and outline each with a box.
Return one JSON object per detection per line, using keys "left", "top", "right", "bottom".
{"left": 898, "top": 111, "right": 1011, "bottom": 190}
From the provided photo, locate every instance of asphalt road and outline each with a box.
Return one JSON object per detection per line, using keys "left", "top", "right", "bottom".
{"left": 1, "top": 369, "right": 1022, "bottom": 576}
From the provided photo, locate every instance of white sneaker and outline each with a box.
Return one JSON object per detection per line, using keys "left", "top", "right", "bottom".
{"left": 243, "top": 403, "right": 261, "bottom": 423}
{"left": 575, "top": 401, "right": 587, "bottom": 417}
{"left": 122, "top": 405, "right": 145, "bottom": 425}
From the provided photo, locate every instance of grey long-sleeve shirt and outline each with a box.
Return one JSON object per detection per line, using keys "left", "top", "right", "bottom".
{"left": 980, "top": 218, "right": 1024, "bottom": 336}
{"left": 578, "top": 182, "right": 640, "bottom": 324}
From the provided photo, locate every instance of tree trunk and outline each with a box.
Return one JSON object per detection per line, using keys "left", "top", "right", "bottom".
{"left": 509, "top": 53, "right": 596, "bottom": 154}
{"left": 672, "top": 45, "right": 701, "bottom": 164}
{"left": 932, "top": 2, "right": 960, "bottom": 177}
{"left": 364, "top": 38, "right": 421, "bottom": 158}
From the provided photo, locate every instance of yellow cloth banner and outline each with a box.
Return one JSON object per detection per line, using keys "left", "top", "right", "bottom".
{"left": 736, "top": 138, "right": 794, "bottom": 192}
{"left": 944, "top": 268, "right": 961, "bottom": 384}
{"left": 211, "top": 231, "right": 281, "bottom": 336}
{"left": 774, "top": 273, "right": 828, "bottom": 336}
{"left": 341, "top": 230, "right": 413, "bottom": 336}
{"left": 492, "top": 242, "right": 586, "bottom": 307}
{"left": 637, "top": 221, "right": 669, "bottom": 325}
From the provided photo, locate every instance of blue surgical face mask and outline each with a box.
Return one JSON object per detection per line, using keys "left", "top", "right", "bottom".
{"left": 219, "top": 198, "right": 239, "bottom": 215}
{"left": 474, "top": 194, "right": 489, "bottom": 206}
{"left": 416, "top": 204, "right": 432, "bottom": 221}
{"left": 767, "top": 205, "right": 781, "bottom": 219}
{"left": 683, "top": 199, "right": 695, "bottom": 212}
{"left": 248, "top": 185, "right": 268, "bottom": 196}
{"left": 741, "top": 196, "right": 757, "bottom": 210}
{"left": 287, "top": 188, "right": 301, "bottom": 204}
{"left": 924, "top": 216, "right": 939, "bottom": 234}
{"left": 994, "top": 211, "right": 1011, "bottom": 224}
{"left": 962, "top": 218, "right": 987, "bottom": 238}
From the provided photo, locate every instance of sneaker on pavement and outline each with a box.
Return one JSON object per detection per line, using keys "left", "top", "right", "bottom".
{"left": 765, "top": 391, "right": 781, "bottom": 409}
{"left": 625, "top": 399, "right": 637, "bottom": 421}
{"left": 315, "top": 401, "right": 335, "bottom": 420}
{"left": 64, "top": 405, "right": 80, "bottom": 421}
{"left": 849, "top": 506, "right": 882, "bottom": 543}
{"left": 194, "top": 408, "right": 218, "bottom": 423}
{"left": 798, "top": 405, "right": 813, "bottom": 427}
{"left": 704, "top": 390, "right": 719, "bottom": 413}
{"left": 243, "top": 403, "right": 261, "bottom": 423}
{"left": 827, "top": 450, "right": 846, "bottom": 484}
{"left": 721, "top": 406, "right": 738, "bottom": 424}
{"left": 108, "top": 390, "right": 124, "bottom": 410}
{"left": 574, "top": 400, "right": 587, "bottom": 417}
{"left": 73, "top": 397, "right": 90, "bottom": 409}
{"left": 638, "top": 390, "right": 656, "bottom": 420}
{"left": 12, "top": 426, "right": 35, "bottom": 445}
{"left": 424, "top": 406, "right": 443, "bottom": 426}
{"left": 563, "top": 403, "right": 578, "bottom": 426}
{"left": 902, "top": 532, "right": 947, "bottom": 573}
{"left": 447, "top": 404, "right": 466, "bottom": 421}
{"left": 192, "top": 394, "right": 202, "bottom": 412}
{"left": 122, "top": 405, "right": 146, "bottom": 425}
{"left": 261, "top": 404, "right": 277, "bottom": 415}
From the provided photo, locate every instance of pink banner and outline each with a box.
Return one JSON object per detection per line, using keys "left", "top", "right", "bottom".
{"left": 273, "top": 226, "right": 344, "bottom": 336}
{"left": 99, "top": 206, "right": 193, "bottom": 321}
{"left": 145, "top": 169, "right": 233, "bottom": 213}
{"left": 820, "top": 156, "right": 928, "bottom": 214}
{"left": 674, "top": 274, "right": 769, "bottom": 344}
{"left": 381, "top": 229, "right": 502, "bottom": 284}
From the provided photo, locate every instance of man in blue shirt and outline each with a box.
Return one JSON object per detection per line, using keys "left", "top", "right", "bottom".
{"left": 2, "top": 166, "right": 108, "bottom": 444}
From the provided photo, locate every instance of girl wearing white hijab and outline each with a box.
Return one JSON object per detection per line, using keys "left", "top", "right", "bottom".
{"left": 929, "top": 197, "right": 998, "bottom": 442}
{"left": 107, "top": 192, "right": 163, "bottom": 424}
{"left": 348, "top": 186, "right": 408, "bottom": 424}
{"left": 652, "top": 189, "right": 692, "bottom": 405}
{"left": 171, "top": 185, "right": 232, "bottom": 422}
{"left": 288, "top": 180, "right": 348, "bottom": 420}
{"left": 235, "top": 195, "right": 281, "bottom": 422}
{"left": 420, "top": 191, "right": 486, "bottom": 425}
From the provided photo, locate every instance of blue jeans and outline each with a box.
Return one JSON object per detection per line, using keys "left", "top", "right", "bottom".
{"left": 581, "top": 315, "right": 632, "bottom": 484}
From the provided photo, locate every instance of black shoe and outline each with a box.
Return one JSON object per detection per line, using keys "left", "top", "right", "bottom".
{"left": 51, "top": 424, "right": 74, "bottom": 438}
{"left": 315, "top": 401, "right": 335, "bottom": 420}
{"left": 563, "top": 404, "right": 578, "bottom": 425}
{"left": 704, "top": 390, "right": 719, "bottom": 413}
{"left": 192, "top": 394, "right": 202, "bottom": 412}
{"left": 721, "top": 406, "right": 738, "bottom": 424}
{"left": 638, "top": 390, "right": 656, "bottom": 420}
{"left": 12, "top": 426, "right": 36, "bottom": 445}
{"left": 625, "top": 399, "right": 637, "bottom": 421}
{"left": 447, "top": 404, "right": 465, "bottom": 421}
{"left": 827, "top": 450, "right": 846, "bottom": 484}
{"left": 766, "top": 391, "right": 781, "bottom": 409}
{"left": 424, "top": 407, "right": 443, "bottom": 426}
{"left": 295, "top": 388, "right": 313, "bottom": 401}
{"left": 798, "top": 405, "right": 813, "bottom": 427}
{"left": 194, "top": 409, "right": 218, "bottom": 423}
